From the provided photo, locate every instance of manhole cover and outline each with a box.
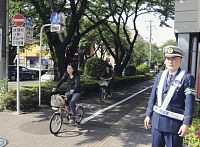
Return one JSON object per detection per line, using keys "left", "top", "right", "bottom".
{"left": 0, "top": 138, "right": 7, "bottom": 146}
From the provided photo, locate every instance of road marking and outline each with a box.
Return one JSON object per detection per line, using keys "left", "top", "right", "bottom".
{"left": 81, "top": 85, "right": 153, "bottom": 124}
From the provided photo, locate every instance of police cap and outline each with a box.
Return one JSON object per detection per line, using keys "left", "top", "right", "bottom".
{"left": 163, "top": 45, "right": 184, "bottom": 57}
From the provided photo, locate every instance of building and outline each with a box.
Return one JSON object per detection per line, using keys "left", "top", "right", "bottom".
{"left": 175, "top": 0, "right": 200, "bottom": 99}
{"left": 14, "top": 44, "right": 53, "bottom": 70}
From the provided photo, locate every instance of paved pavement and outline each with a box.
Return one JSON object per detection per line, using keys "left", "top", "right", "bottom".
{"left": 0, "top": 80, "right": 153, "bottom": 147}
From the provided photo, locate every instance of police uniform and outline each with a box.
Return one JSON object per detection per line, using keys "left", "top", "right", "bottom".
{"left": 145, "top": 46, "right": 196, "bottom": 147}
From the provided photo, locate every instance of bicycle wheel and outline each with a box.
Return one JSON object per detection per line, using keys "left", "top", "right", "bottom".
{"left": 49, "top": 113, "right": 63, "bottom": 134}
{"left": 75, "top": 106, "right": 84, "bottom": 124}
{"left": 100, "top": 87, "right": 106, "bottom": 102}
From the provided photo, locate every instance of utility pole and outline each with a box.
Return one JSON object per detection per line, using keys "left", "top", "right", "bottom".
{"left": 148, "top": 21, "right": 152, "bottom": 68}
{"left": 0, "top": 0, "right": 8, "bottom": 88}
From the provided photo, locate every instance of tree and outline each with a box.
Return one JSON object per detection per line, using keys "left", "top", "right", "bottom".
{"left": 10, "top": 0, "right": 113, "bottom": 80}
{"left": 96, "top": 0, "right": 175, "bottom": 76}
{"left": 159, "top": 39, "right": 177, "bottom": 49}
{"left": 131, "top": 39, "right": 164, "bottom": 68}
{"left": 9, "top": 0, "right": 175, "bottom": 77}
{"left": 132, "top": 40, "right": 149, "bottom": 66}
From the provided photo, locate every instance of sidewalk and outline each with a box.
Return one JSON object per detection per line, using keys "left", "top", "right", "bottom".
{"left": 0, "top": 81, "right": 153, "bottom": 147}
{"left": 86, "top": 98, "right": 152, "bottom": 147}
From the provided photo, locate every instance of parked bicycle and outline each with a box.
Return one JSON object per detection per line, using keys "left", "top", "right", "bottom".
{"left": 49, "top": 93, "right": 84, "bottom": 134}
{"left": 99, "top": 77, "right": 112, "bottom": 102}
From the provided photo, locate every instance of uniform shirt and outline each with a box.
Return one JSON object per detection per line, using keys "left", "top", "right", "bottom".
{"left": 145, "top": 68, "right": 195, "bottom": 133}
{"left": 56, "top": 73, "right": 81, "bottom": 93}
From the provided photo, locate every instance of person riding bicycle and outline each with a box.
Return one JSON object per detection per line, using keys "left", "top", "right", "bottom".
{"left": 100, "top": 65, "right": 114, "bottom": 97}
{"left": 52, "top": 63, "right": 81, "bottom": 124}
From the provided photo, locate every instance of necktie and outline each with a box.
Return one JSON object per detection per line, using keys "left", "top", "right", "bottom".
{"left": 167, "top": 74, "right": 173, "bottom": 86}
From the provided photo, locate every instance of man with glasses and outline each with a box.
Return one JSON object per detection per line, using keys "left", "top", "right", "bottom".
{"left": 144, "top": 46, "right": 196, "bottom": 147}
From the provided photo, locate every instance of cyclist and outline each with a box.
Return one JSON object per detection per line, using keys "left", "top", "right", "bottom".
{"left": 100, "top": 65, "right": 114, "bottom": 98}
{"left": 52, "top": 63, "right": 81, "bottom": 124}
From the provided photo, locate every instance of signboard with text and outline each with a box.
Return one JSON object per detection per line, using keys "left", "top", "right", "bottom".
{"left": 51, "top": 24, "right": 60, "bottom": 32}
{"left": 25, "top": 26, "right": 33, "bottom": 44}
{"left": 12, "top": 27, "right": 25, "bottom": 46}
{"left": 25, "top": 17, "right": 34, "bottom": 44}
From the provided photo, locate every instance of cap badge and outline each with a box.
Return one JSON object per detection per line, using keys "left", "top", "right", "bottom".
{"left": 167, "top": 47, "right": 174, "bottom": 54}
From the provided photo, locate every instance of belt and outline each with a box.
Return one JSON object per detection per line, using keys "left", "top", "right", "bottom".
{"left": 153, "top": 105, "right": 184, "bottom": 121}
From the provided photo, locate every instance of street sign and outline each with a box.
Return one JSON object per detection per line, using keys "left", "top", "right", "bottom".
{"left": 24, "top": 17, "right": 34, "bottom": 44}
{"left": 12, "top": 13, "right": 25, "bottom": 27}
{"left": 12, "top": 27, "right": 25, "bottom": 46}
{"left": 25, "top": 17, "right": 34, "bottom": 27}
{"left": 50, "top": 24, "right": 60, "bottom": 32}
{"left": 25, "top": 26, "right": 34, "bottom": 44}
{"left": 50, "top": 12, "right": 60, "bottom": 24}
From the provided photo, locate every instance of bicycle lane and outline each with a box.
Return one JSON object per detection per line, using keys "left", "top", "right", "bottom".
{"left": 0, "top": 79, "right": 154, "bottom": 147}
{"left": 78, "top": 81, "right": 153, "bottom": 147}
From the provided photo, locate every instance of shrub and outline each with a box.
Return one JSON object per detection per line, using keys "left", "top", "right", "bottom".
{"left": 0, "top": 89, "right": 16, "bottom": 111}
{"left": 0, "top": 80, "right": 6, "bottom": 96}
{"left": 184, "top": 118, "right": 200, "bottom": 146}
{"left": 136, "top": 63, "right": 149, "bottom": 74}
{"left": 0, "top": 80, "right": 15, "bottom": 111}
{"left": 0, "top": 82, "right": 56, "bottom": 112}
{"left": 184, "top": 104, "right": 200, "bottom": 146}
{"left": 124, "top": 64, "right": 136, "bottom": 76}
{"left": 84, "top": 57, "right": 109, "bottom": 79}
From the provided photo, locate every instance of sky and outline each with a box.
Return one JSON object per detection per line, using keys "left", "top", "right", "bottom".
{"left": 129, "top": 13, "right": 176, "bottom": 47}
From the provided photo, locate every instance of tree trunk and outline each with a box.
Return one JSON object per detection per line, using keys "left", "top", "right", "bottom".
{"left": 114, "top": 63, "right": 124, "bottom": 76}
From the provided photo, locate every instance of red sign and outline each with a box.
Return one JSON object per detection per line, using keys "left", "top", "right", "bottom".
{"left": 12, "top": 14, "right": 25, "bottom": 26}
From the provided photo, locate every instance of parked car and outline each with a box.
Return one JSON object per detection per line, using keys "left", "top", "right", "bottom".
{"left": 41, "top": 69, "right": 54, "bottom": 82}
{"left": 8, "top": 65, "right": 36, "bottom": 81}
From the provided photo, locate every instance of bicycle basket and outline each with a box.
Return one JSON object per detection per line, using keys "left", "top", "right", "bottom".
{"left": 51, "top": 94, "right": 65, "bottom": 107}
{"left": 99, "top": 81, "right": 109, "bottom": 86}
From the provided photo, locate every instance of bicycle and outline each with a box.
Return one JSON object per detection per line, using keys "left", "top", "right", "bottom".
{"left": 99, "top": 77, "right": 112, "bottom": 102}
{"left": 49, "top": 93, "right": 84, "bottom": 134}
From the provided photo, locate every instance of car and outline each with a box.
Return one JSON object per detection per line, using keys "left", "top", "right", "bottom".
{"left": 41, "top": 69, "right": 54, "bottom": 82}
{"left": 8, "top": 65, "right": 37, "bottom": 81}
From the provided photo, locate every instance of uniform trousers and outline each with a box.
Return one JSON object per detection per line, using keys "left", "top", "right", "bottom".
{"left": 152, "top": 128, "right": 183, "bottom": 147}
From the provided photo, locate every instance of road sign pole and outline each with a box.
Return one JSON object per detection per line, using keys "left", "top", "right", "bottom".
{"left": 39, "top": 24, "right": 51, "bottom": 106}
{"left": 17, "top": 45, "right": 20, "bottom": 114}
{"left": 39, "top": 12, "right": 62, "bottom": 106}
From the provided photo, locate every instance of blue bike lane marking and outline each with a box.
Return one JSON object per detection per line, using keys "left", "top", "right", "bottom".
{"left": 81, "top": 85, "right": 153, "bottom": 124}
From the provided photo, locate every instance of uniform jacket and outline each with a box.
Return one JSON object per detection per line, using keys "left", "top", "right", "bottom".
{"left": 146, "top": 68, "right": 195, "bottom": 133}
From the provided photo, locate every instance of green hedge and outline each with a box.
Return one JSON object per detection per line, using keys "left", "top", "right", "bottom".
{"left": 124, "top": 64, "right": 136, "bottom": 76}
{"left": 84, "top": 58, "right": 109, "bottom": 79}
{"left": 136, "top": 63, "right": 149, "bottom": 74}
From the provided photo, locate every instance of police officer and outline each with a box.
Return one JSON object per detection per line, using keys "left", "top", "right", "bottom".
{"left": 144, "top": 45, "right": 196, "bottom": 147}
